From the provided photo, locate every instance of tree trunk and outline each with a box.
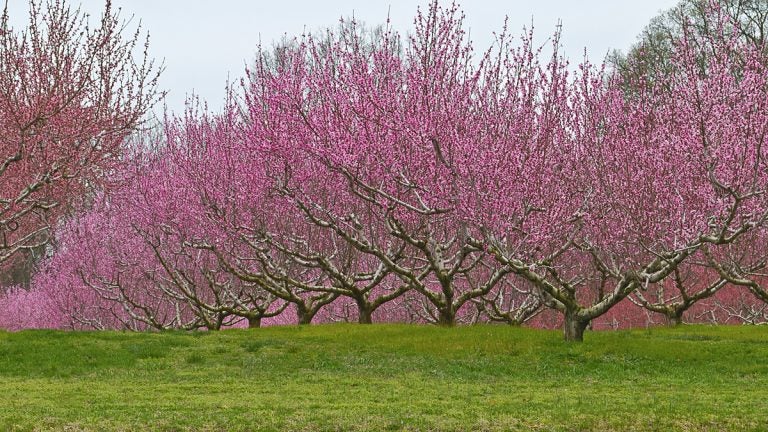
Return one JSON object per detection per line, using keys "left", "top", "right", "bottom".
{"left": 667, "top": 309, "right": 684, "bottom": 326}
{"left": 296, "top": 306, "right": 314, "bottom": 325}
{"left": 356, "top": 300, "right": 373, "bottom": 324}
{"left": 437, "top": 307, "right": 456, "bottom": 327}
{"left": 563, "top": 311, "right": 589, "bottom": 342}
{"left": 247, "top": 316, "right": 262, "bottom": 328}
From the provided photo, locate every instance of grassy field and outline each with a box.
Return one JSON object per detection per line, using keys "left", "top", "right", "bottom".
{"left": 0, "top": 324, "right": 766, "bottom": 431}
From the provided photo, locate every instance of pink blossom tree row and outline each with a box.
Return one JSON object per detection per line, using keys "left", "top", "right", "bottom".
{"left": 6, "top": 1, "right": 768, "bottom": 341}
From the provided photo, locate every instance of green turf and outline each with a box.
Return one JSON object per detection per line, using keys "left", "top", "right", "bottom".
{"left": 0, "top": 324, "right": 766, "bottom": 431}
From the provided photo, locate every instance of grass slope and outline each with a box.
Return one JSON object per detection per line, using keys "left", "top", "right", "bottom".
{"left": 0, "top": 324, "right": 766, "bottom": 431}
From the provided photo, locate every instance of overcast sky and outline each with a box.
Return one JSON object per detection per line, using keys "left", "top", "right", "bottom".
{"left": 7, "top": 0, "right": 680, "bottom": 114}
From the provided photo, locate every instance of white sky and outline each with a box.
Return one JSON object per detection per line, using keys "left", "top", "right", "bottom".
{"left": 7, "top": 0, "right": 680, "bottom": 114}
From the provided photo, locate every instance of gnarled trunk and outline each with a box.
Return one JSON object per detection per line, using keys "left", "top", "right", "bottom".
{"left": 296, "top": 306, "right": 314, "bottom": 325}
{"left": 667, "top": 308, "right": 684, "bottom": 326}
{"left": 356, "top": 299, "right": 373, "bottom": 324}
{"left": 564, "top": 311, "right": 589, "bottom": 342}
{"left": 437, "top": 307, "right": 456, "bottom": 327}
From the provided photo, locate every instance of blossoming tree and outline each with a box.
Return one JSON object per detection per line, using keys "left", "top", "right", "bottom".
{"left": 0, "top": 0, "right": 160, "bottom": 267}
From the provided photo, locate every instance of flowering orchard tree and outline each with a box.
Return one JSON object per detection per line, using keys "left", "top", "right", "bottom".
{"left": 31, "top": 208, "right": 180, "bottom": 330}
{"left": 155, "top": 105, "right": 343, "bottom": 326}
{"left": 236, "top": 4, "right": 541, "bottom": 327}
{"left": 35, "top": 196, "right": 231, "bottom": 331}
{"left": 162, "top": 100, "right": 412, "bottom": 325}
{"left": 23, "top": 116, "right": 287, "bottom": 330}
{"left": 0, "top": 0, "right": 161, "bottom": 267}
{"left": 649, "top": 10, "right": 768, "bottom": 325}
{"left": 472, "top": 3, "right": 768, "bottom": 340}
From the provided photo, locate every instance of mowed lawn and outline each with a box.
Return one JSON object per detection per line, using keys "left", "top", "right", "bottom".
{"left": 0, "top": 324, "right": 766, "bottom": 431}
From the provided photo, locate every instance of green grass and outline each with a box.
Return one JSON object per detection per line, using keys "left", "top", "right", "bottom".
{"left": 0, "top": 324, "right": 766, "bottom": 431}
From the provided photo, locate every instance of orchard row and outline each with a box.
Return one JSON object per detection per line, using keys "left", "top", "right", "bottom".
{"left": 2, "top": 1, "right": 768, "bottom": 341}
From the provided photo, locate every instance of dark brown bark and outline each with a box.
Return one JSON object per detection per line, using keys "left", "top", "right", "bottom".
{"left": 437, "top": 307, "right": 456, "bottom": 327}
{"left": 247, "top": 316, "right": 262, "bottom": 328}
